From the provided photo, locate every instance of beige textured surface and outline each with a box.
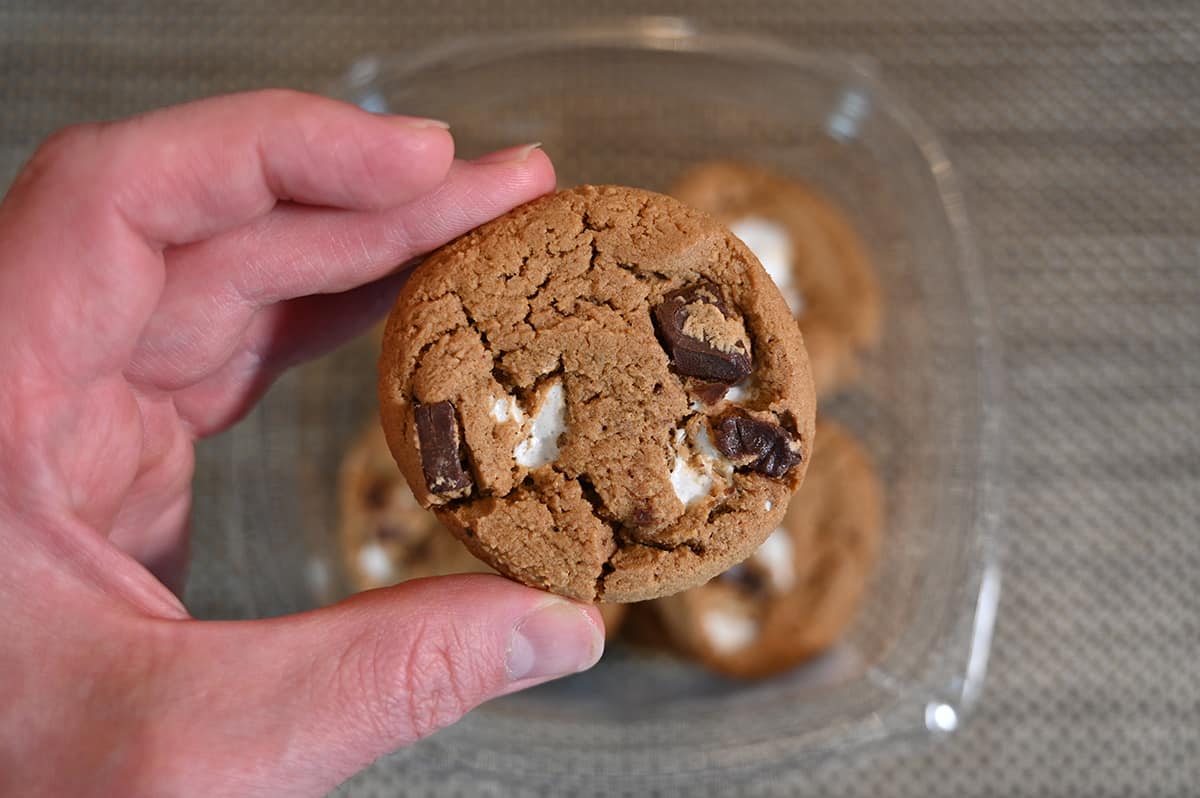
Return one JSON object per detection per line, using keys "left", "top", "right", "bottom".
{"left": 379, "top": 186, "right": 815, "bottom": 601}
{"left": 3, "top": 2, "right": 1197, "bottom": 796}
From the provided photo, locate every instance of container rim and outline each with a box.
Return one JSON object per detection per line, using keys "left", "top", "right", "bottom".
{"left": 330, "top": 14, "right": 1007, "bottom": 774}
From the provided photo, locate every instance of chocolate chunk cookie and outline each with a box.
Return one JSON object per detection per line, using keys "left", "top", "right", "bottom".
{"left": 648, "top": 421, "right": 883, "bottom": 679}
{"left": 379, "top": 185, "right": 817, "bottom": 603}
{"left": 670, "top": 162, "right": 882, "bottom": 397}
{"left": 338, "top": 420, "right": 629, "bottom": 633}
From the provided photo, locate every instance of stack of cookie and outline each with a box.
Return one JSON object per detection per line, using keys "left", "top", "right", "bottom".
{"left": 338, "top": 171, "right": 883, "bottom": 680}
{"left": 633, "top": 162, "right": 885, "bottom": 678}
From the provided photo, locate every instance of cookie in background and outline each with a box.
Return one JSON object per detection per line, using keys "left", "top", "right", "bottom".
{"left": 646, "top": 421, "right": 883, "bottom": 679}
{"left": 671, "top": 162, "right": 882, "bottom": 398}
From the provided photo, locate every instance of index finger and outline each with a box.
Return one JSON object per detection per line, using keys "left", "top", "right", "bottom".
{"left": 10, "top": 89, "right": 455, "bottom": 247}
{"left": 0, "top": 89, "right": 454, "bottom": 382}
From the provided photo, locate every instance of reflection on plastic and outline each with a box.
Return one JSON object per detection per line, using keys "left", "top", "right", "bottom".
{"left": 925, "top": 701, "right": 959, "bottom": 733}
{"left": 827, "top": 88, "right": 870, "bottom": 141}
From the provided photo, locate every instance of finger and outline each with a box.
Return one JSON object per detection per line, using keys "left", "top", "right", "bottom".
{"left": 101, "top": 271, "right": 381, "bottom": 580}
{"left": 154, "top": 576, "right": 603, "bottom": 796}
{"left": 33, "top": 90, "right": 456, "bottom": 245}
{"left": 126, "top": 149, "right": 554, "bottom": 397}
{"left": 222, "top": 147, "right": 550, "bottom": 303}
{"left": 108, "top": 507, "right": 191, "bottom": 596}
{"left": 168, "top": 271, "right": 407, "bottom": 436}
{"left": 0, "top": 90, "right": 454, "bottom": 384}
{"left": 104, "top": 392, "right": 195, "bottom": 592}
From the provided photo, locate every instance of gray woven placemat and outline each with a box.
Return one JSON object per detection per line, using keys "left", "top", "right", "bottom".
{"left": 2, "top": 2, "right": 1197, "bottom": 796}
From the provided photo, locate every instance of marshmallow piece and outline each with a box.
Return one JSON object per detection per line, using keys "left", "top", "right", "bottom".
{"left": 671, "top": 429, "right": 714, "bottom": 507}
{"left": 693, "top": 422, "right": 734, "bottom": 479}
{"left": 489, "top": 395, "right": 526, "bottom": 425}
{"left": 702, "top": 606, "right": 759, "bottom": 654}
{"left": 730, "top": 216, "right": 805, "bottom": 316}
{"left": 670, "top": 425, "right": 734, "bottom": 507}
{"left": 725, "top": 382, "right": 752, "bottom": 403}
{"left": 514, "top": 380, "right": 566, "bottom": 468}
{"left": 753, "top": 527, "right": 796, "bottom": 591}
{"left": 357, "top": 542, "right": 397, "bottom": 583}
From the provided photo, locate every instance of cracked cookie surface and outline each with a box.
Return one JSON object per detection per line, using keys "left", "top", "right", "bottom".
{"left": 379, "top": 186, "right": 816, "bottom": 602}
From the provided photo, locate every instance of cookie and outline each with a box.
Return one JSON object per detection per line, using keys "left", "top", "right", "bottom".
{"left": 338, "top": 420, "right": 629, "bottom": 633}
{"left": 648, "top": 421, "right": 883, "bottom": 679}
{"left": 670, "top": 162, "right": 882, "bottom": 397}
{"left": 378, "top": 185, "right": 817, "bottom": 603}
{"left": 339, "top": 422, "right": 490, "bottom": 591}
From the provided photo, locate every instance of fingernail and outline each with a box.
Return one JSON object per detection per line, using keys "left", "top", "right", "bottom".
{"left": 472, "top": 142, "right": 542, "bottom": 165}
{"left": 506, "top": 600, "right": 603, "bottom": 682}
{"left": 394, "top": 117, "right": 451, "bottom": 130}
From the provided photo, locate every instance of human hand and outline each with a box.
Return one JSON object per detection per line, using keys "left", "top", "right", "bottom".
{"left": 0, "top": 91, "right": 604, "bottom": 797}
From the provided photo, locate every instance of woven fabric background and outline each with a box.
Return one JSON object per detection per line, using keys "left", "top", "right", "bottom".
{"left": 2, "top": 2, "right": 1198, "bottom": 796}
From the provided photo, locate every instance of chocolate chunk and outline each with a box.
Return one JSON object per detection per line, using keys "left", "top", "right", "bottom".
{"left": 372, "top": 524, "right": 434, "bottom": 561}
{"left": 717, "top": 561, "right": 770, "bottom": 597}
{"left": 713, "top": 411, "right": 803, "bottom": 478}
{"left": 414, "top": 400, "right": 473, "bottom": 497}
{"left": 364, "top": 477, "right": 394, "bottom": 510}
{"left": 372, "top": 524, "right": 404, "bottom": 542}
{"left": 653, "top": 281, "right": 752, "bottom": 384}
{"left": 402, "top": 534, "right": 434, "bottom": 562}
{"left": 689, "top": 380, "right": 730, "bottom": 406}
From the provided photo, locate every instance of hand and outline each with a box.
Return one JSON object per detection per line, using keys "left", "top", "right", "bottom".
{"left": 0, "top": 90, "right": 604, "bottom": 797}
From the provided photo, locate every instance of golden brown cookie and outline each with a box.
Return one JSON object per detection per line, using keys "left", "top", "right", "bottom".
{"left": 338, "top": 421, "right": 629, "bottom": 634}
{"left": 379, "top": 186, "right": 817, "bottom": 603}
{"left": 670, "top": 162, "right": 881, "bottom": 397}
{"left": 648, "top": 421, "right": 883, "bottom": 679}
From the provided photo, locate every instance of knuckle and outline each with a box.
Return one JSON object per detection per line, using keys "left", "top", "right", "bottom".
{"left": 36, "top": 123, "right": 100, "bottom": 162}
{"left": 336, "top": 618, "right": 492, "bottom": 745}
{"left": 398, "top": 622, "right": 482, "bottom": 740}
{"left": 13, "top": 123, "right": 102, "bottom": 190}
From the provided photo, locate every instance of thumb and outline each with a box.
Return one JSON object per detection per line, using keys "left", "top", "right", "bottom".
{"left": 152, "top": 574, "right": 604, "bottom": 797}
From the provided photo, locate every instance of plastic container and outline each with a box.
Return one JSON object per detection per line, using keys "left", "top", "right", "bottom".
{"left": 188, "top": 17, "right": 1004, "bottom": 792}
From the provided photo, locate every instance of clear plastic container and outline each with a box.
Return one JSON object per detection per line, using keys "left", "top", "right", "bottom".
{"left": 189, "top": 16, "right": 1004, "bottom": 791}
